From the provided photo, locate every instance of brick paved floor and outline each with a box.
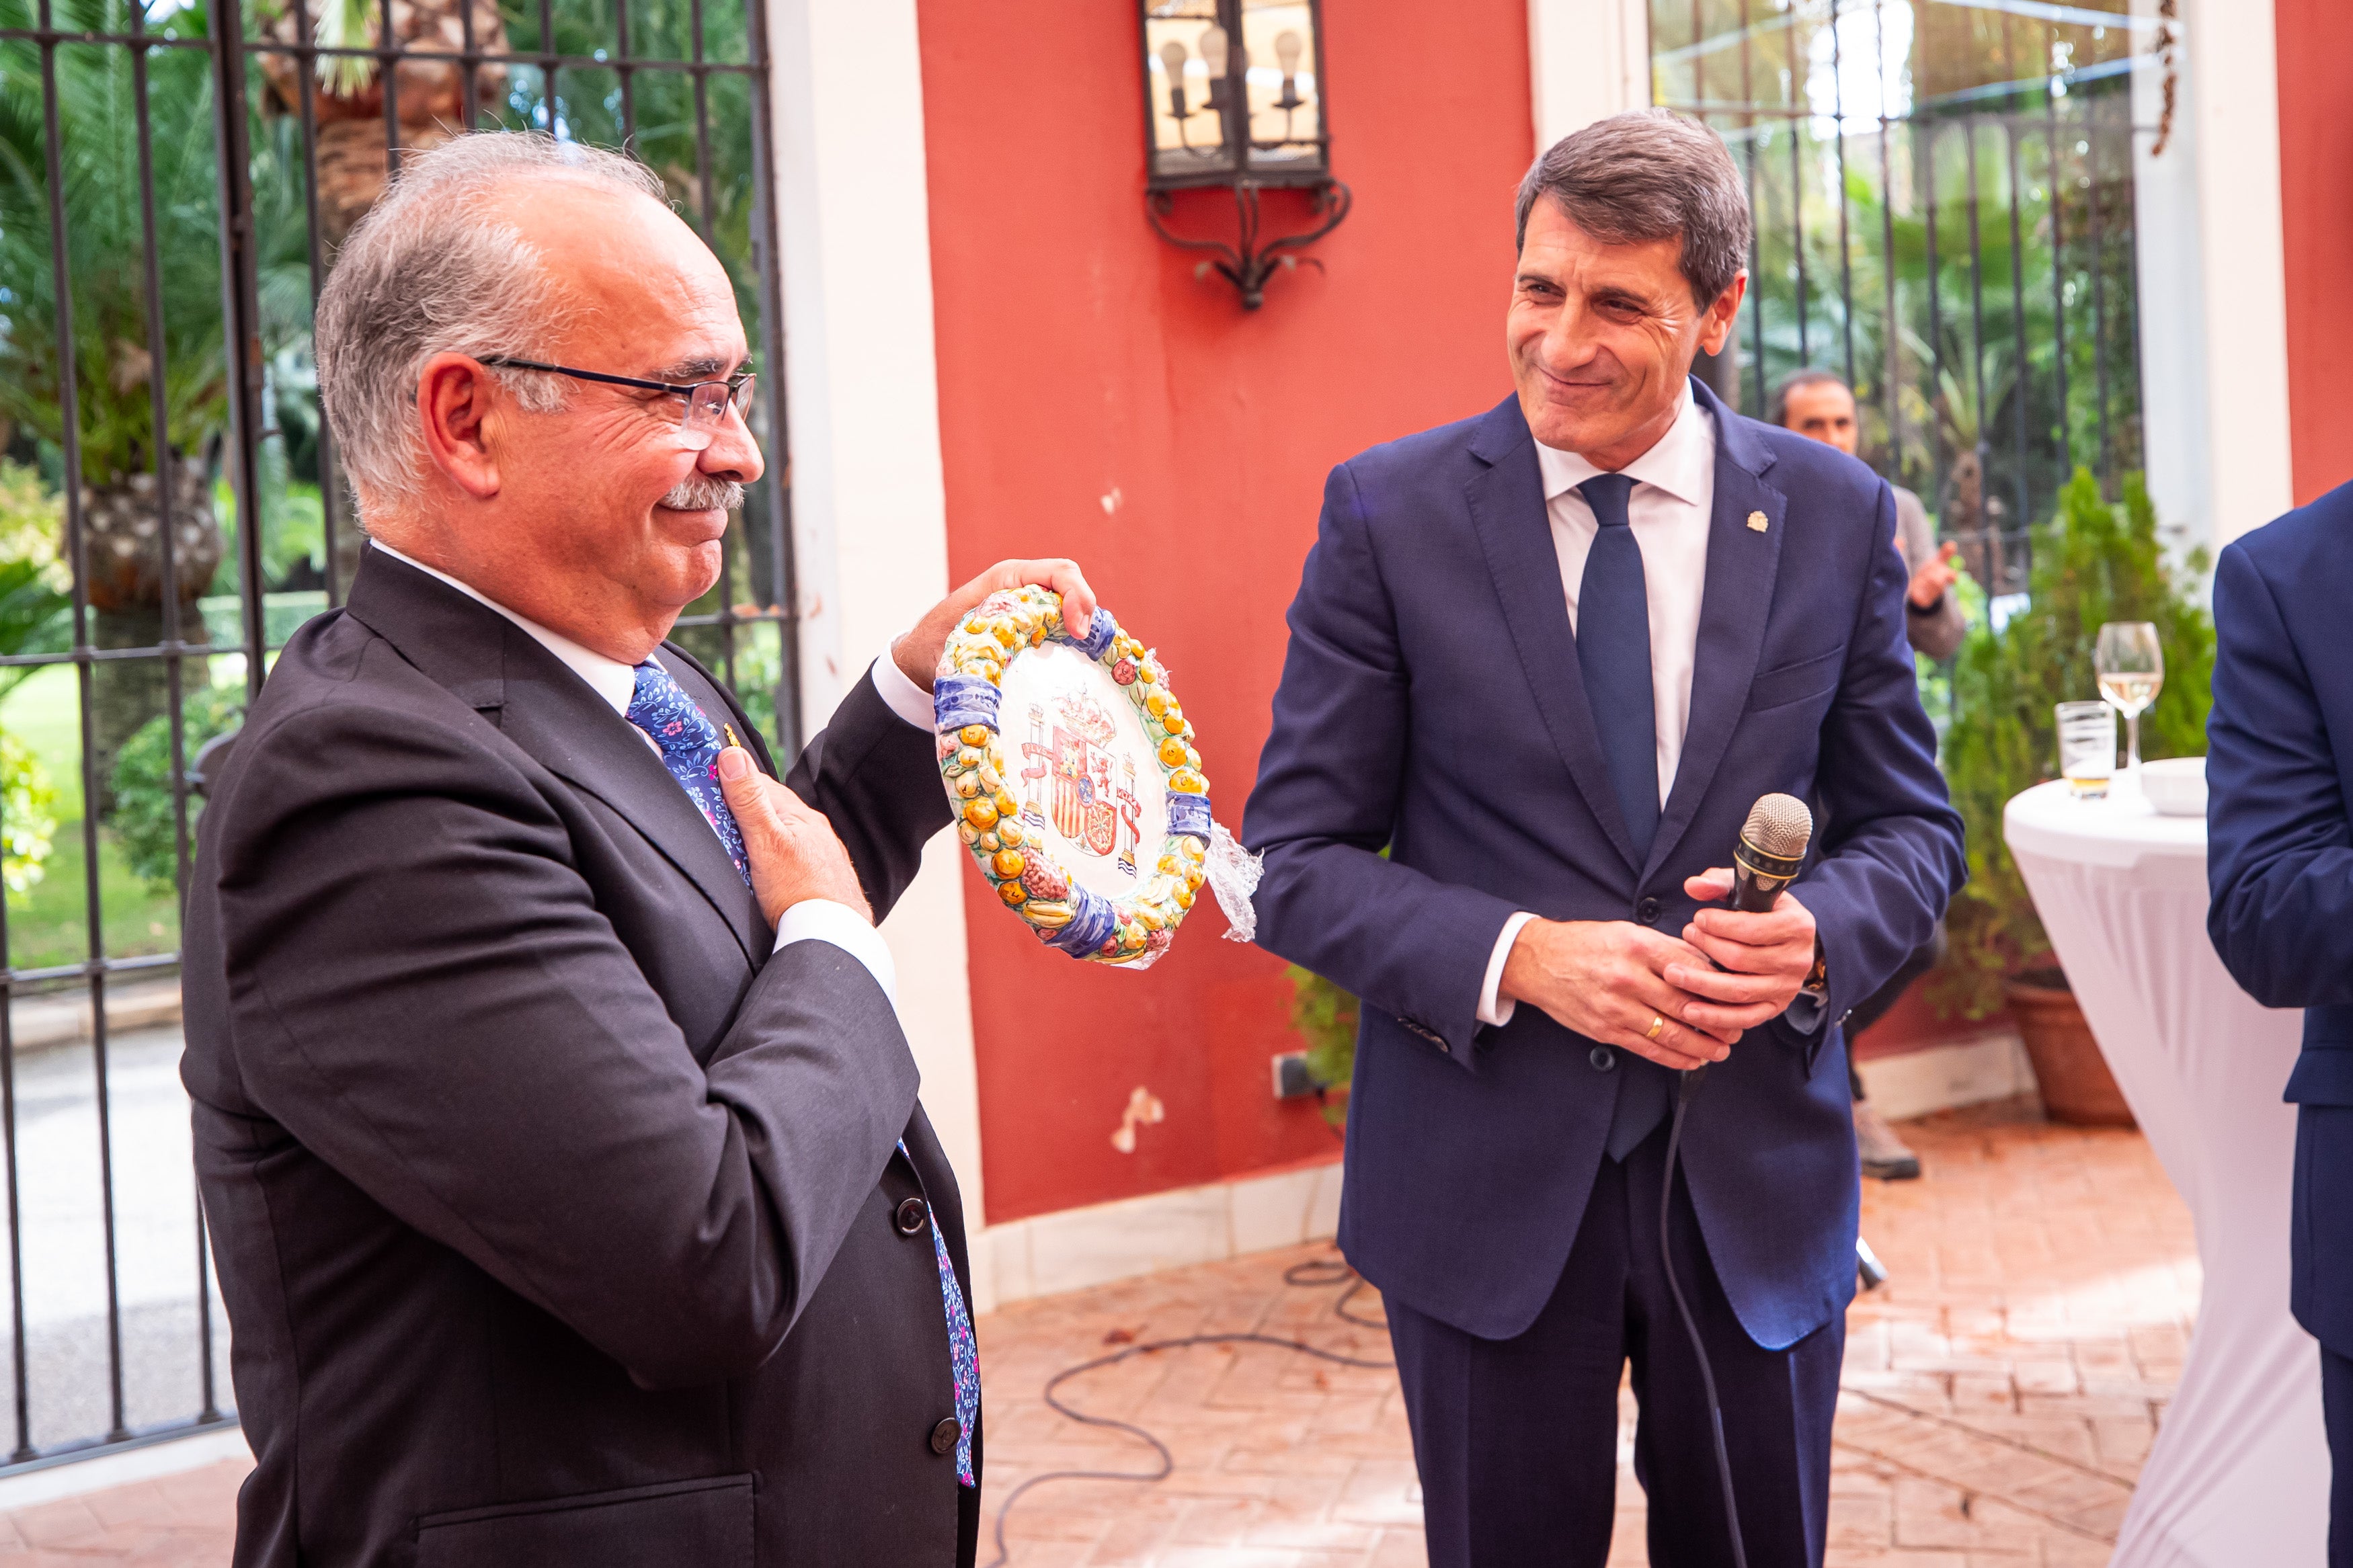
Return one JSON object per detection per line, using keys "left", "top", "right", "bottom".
{"left": 0, "top": 1096, "right": 2195, "bottom": 1565}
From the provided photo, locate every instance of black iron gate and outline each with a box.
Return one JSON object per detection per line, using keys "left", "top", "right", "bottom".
{"left": 1652, "top": 0, "right": 2156, "bottom": 604}
{"left": 0, "top": 0, "right": 795, "bottom": 1471}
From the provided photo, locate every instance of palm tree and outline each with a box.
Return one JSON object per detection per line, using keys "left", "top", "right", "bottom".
{"left": 0, "top": 7, "right": 229, "bottom": 792}
{"left": 253, "top": 0, "right": 509, "bottom": 251}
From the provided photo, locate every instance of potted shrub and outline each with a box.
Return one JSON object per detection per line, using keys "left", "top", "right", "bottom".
{"left": 1931, "top": 467, "right": 2214, "bottom": 1124}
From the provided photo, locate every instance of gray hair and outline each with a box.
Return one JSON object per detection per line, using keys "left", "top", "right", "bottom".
{"left": 1514, "top": 110, "right": 1752, "bottom": 309}
{"left": 1767, "top": 367, "right": 1853, "bottom": 430}
{"left": 315, "top": 132, "right": 674, "bottom": 511}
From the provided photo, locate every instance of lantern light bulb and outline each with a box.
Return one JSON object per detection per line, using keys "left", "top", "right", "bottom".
{"left": 1199, "top": 24, "right": 1228, "bottom": 76}
{"left": 1158, "top": 38, "right": 1189, "bottom": 81}
{"left": 1274, "top": 29, "right": 1303, "bottom": 75}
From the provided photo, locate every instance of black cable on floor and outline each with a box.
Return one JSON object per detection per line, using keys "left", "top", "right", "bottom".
{"left": 980, "top": 1252, "right": 1393, "bottom": 1568}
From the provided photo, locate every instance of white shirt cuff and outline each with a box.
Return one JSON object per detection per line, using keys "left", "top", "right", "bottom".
{"left": 1478, "top": 912, "right": 1537, "bottom": 1028}
{"left": 870, "top": 646, "right": 934, "bottom": 729}
{"left": 774, "top": 899, "right": 898, "bottom": 1008}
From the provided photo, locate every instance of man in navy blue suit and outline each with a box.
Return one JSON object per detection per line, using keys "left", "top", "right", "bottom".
{"left": 2206, "top": 486, "right": 2353, "bottom": 1565}
{"left": 1243, "top": 111, "right": 1964, "bottom": 1567}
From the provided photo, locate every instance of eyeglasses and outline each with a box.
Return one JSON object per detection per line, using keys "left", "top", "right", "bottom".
{"left": 480, "top": 357, "right": 758, "bottom": 452}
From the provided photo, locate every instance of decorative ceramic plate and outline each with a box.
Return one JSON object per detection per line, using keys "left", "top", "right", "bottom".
{"left": 933, "top": 586, "right": 1210, "bottom": 966}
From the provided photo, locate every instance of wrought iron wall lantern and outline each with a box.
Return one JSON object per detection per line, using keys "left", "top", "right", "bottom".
{"left": 1139, "top": 0, "right": 1351, "bottom": 309}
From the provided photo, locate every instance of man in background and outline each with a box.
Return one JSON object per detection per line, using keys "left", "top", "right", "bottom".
{"left": 2207, "top": 481, "right": 2353, "bottom": 1566}
{"left": 1772, "top": 368, "right": 1963, "bottom": 1181}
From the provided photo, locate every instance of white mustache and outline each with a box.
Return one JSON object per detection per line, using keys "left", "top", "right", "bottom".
{"left": 659, "top": 476, "right": 744, "bottom": 511}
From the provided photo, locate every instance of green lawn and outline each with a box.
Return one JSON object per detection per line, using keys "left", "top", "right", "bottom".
{"left": 1, "top": 664, "right": 187, "bottom": 974}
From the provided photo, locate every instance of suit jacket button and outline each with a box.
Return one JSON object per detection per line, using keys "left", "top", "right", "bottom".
{"left": 1590, "top": 1046, "right": 1616, "bottom": 1072}
{"left": 1637, "top": 897, "right": 1661, "bottom": 924}
{"left": 895, "top": 1197, "right": 930, "bottom": 1235}
{"left": 930, "top": 1417, "right": 961, "bottom": 1455}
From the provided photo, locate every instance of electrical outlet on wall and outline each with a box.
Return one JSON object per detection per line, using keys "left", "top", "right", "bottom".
{"left": 1271, "top": 1053, "right": 1320, "bottom": 1101}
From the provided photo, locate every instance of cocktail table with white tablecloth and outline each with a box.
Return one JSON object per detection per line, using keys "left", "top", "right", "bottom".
{"left": 2005, "top": 780, "right": 2325, "bottom": 1565}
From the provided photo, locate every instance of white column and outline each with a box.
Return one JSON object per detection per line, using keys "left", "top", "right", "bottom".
{"left": 2130, "top": 0, "right": 2292, "bottom": 554}
{"left": 766, "top": 0, "right": 986, "bottom": 1221}
{"left": 1527, "top": 0, "right": 1650, "bottom": 148}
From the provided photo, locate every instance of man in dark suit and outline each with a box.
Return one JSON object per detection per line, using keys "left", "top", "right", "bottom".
{"left": 2206, "top": 484, "right": 2353, "bottom": 1565}
{"left": 1244, "top": 111, "right": 1964, "bottom": 1567}
{"left": 182, "top": 132, "right": 1092, "bottom": 1567}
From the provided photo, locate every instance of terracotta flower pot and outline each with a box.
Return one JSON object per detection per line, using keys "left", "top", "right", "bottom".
{"left": 2003, "top": 968, "right": 2136, "bottom": 1128}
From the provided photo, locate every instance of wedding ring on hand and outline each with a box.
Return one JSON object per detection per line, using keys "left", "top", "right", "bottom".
{"left": 1646, "top": 1014, "right": 1666, "bottom": 1042}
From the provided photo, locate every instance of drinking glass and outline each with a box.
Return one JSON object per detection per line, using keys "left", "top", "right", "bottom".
{"left": 2095, "top": 622, "right": 2164, "bottom": 788}
{"left": 2055, "top": 702, "right": 2116, "bottom": 799}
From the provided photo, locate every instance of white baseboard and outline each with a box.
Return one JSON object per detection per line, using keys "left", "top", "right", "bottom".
{"left": 971, "top": 1156, "right": 1344, "bottom": 1315}
{"left": 1856, "top": 1030, "right": 2034, "bottom": 1122}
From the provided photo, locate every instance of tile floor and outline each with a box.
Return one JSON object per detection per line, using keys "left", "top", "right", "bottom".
{"left": 0, "top": 1096, "right": 2200, "bottom": 1565}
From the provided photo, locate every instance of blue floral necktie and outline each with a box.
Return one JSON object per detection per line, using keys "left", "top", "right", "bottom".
{"left": 628, "top": 665, "right": 980, "bottom": 1484}
{"left": 904, "top": 1142, "right": 982, "bottom": 1486}
{"left": 626, "top": 661, "right": 751, "bottom": 888}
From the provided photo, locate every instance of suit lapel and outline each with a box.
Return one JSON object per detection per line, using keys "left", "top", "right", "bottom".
{"left": 495, "top": 649, "right": 768, "bottom": 965}
{"left": 344, "top": 549, "right": 768, "bottom": 965}
{"left": 1644, "top": 383, "right": 1786, "bottom": 882}
{"left": 1465, "top": 397, "right": 1642, "bottom": 872}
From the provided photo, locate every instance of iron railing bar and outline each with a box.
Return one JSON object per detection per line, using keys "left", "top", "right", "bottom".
{"left": 0, "top": 1411, "right": 237, "bottom": 1479}
{"left": 455, "top": 0, "right": 477, "bottom": 129}
{"left": 1962, "top": 118, "right": 1993, "bottom": 582}
{"left": 0, "top": 694, "right": 24, "bottom": 1459}
{"left": 128, "top": 0, "right": 207, "bottom": 1432}
{"left": 0, "top": 943, "right": 25, "bottom": 1461}
{"left": 219, "top": 38, "right": 761, "bottom": 73}
{"left": 534, "top": 0, "right": 553, "bottom": 136}
{"left": 2044, "top": 19, "right": 2070, "bottom": 474}
{"left": 1689, "top": 0, "right": 1703, "bottom": 112}
{"left": 3, "top": 955, "right": 184, "bottom": 988}
{"left": 682, "top": 0, "right": 733, "bottom": 691}
{"left": 0, "top": 26, "right": 210, "bottom": 45}
{"left": 284, "top": 0, "right": 348, "bottom": 608}
{"left": 743, "top": 0, "right": 795, "bottom": 749}
{"left": 378, "top": 0, "right": 398, "bottom": 179}
{"left": 2086, "top": 89, "right": 2111, "bottom": 485}
{"left": 0, "top": 642, "right": 223, "bottom": 668}
{"left": 1876, "top": 0, "right": 1901, "bottom": 485}
{"left": 1739, "top": 0, "right": 1761, "bottom": 409}
{"left": 36, "top": 0, "right": 129, "bottom": 1445}
{"left": 1923, "top": 122, "right": 1946, "bottom": 523}
{"left": 2003, "top": 123, "right": 2032, "bottom": 546}
{"left": 1786, "top": 3, "right": 1804, "bottom": 366}
{"left": 1832, "top": 0, "right": 1856, "bottom": 391}
{"left": 614, "top": 0, "right": 633, "bottom": 138}
{"left": 2105, "top": 85, "right": 2141, "bottom": 489}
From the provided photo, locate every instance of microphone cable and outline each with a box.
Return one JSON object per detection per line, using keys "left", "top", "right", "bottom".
{"left": 978, "top": 1255, "right": 1394, "bottom": 1568}
{"left": 1661, "top": 1065, "right": 1751, "bottom": 1568}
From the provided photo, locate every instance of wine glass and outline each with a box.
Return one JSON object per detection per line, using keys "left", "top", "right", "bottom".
{"left": 2095, "top": 622, "right": 2164, "bottom": 792}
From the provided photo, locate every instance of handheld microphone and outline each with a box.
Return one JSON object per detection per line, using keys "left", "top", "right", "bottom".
{"left": 1660, "top": 791, "right": 1816, "bottom": 1568}
{"left": 1730, "top": 792, "right": 1813, "bottom": 913}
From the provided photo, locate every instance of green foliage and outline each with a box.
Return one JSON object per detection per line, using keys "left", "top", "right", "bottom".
{"left": 108, "top": 683, "right": 241, "bottom": 893}
{"left": 0, "top": 4, "right": 229, "bottom": 487}
{"left": 0, "top": 728, "right": 54, "bottom": 901}
{"left": 1931, "top": 468, "right": 2214, "bottom": 1018}
{"left": 1285, "top": 964, "right": 1358, "bottom": 1126}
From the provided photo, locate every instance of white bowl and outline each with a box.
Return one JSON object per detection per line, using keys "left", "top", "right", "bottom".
{"left": 2139, "top": 755, "right": 2207, "bottom": 817}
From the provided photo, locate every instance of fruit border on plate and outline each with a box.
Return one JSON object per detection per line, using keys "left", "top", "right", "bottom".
{"left": 932, "top": 585, "right": 1210, "bottom": 966}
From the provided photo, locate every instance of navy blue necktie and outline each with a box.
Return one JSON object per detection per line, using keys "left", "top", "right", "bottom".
{"left": 1577, "top": 473, "right": 1671, "bottom": 1161}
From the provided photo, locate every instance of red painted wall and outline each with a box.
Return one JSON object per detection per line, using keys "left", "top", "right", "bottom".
{"left": 2276, "top": 0, "right": 2353, "bottom": 505}
{"left": 916, "top": 0, "right": 1533, "bottom": 1223}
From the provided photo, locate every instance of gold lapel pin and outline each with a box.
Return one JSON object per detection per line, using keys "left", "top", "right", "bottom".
{"left": 721, "top": 723, "right": 742, "bottom": 750}
{"left": 1747, "top": 510, "right": 1769, "bottom": 533}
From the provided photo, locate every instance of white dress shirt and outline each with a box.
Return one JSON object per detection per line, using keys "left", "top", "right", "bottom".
{"left": 371, "top": 541, "right": 919, "bottom": 1005}
{"left": 1477, "top": 391, "right": 1718, "bottom": 1028}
